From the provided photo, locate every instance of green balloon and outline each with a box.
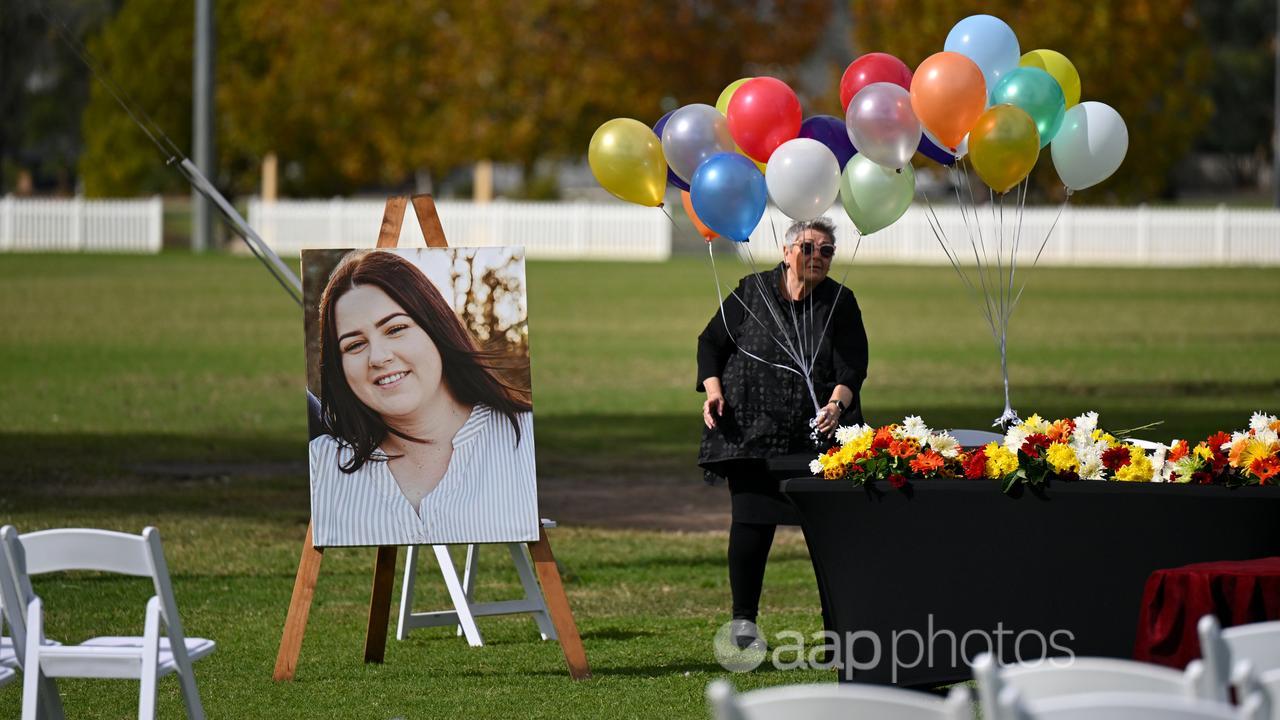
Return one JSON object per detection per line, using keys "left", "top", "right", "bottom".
{"left": 839, "top": 155, "right": 915, "bottom": 236}
{"left": 990, "top": 67, "right": 1066, "bottom": 147}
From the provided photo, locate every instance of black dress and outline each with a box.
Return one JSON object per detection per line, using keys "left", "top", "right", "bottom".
{"left": 697, "top": 263, "right": 868, "bottom": 524}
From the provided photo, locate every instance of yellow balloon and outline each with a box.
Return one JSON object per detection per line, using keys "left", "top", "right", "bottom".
{"left": 716, "top": 77, "right": 752, "bottom": 115}
{"left": 1020, "top": 49, "right": 1081, "bottom": 108}
{"left": 588, "top": 118, "right": 667, "bottom": 207}
{"left": 969, "top": 105, "right": 1040, "bottom": 194}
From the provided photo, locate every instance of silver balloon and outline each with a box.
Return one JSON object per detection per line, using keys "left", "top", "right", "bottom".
{"left": 845, "top": 82, "right": 921, "bottom": 170}
{"left": 765, "top": 138, "right": 840, "bottom": 221}
{"left": 662, "top": 104, "right": 736, "bottom": 183}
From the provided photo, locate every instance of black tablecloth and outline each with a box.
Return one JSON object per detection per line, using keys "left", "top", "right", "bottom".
{"left": 780, "top": 473, "right": 1280, "bottom": 687}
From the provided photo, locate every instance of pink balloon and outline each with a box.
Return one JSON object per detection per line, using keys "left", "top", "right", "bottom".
{"left": 845, "top": 82, "right": 921, "bottom": 170}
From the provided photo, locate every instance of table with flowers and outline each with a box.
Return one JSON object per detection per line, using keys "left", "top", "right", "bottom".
{"left": 779, "top": 412, "right": 1280, "bottom": 686}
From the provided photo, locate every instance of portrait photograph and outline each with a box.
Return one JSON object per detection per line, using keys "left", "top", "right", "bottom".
{"left": 302, "top": 247, "right": 538, "bottom": 547}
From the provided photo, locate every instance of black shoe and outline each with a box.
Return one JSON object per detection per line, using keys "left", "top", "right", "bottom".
{"left": 730, "top": 618, "right": 766, "bottom": 651}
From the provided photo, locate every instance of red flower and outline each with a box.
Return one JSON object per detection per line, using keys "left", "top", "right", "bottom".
{"left": 963, "top": 448, "right": 988, "bottom": 479}
{"left": 1047, "top": 419, "right": 1075, "bottom": 443}
{"left": 1021, "top": 433, "right": 1050, "bottom": 459}
{"left": 1192, "top": 471, "right": 1214, "bottom": 485}
{"left": 1167, "top": 441, "right": 1189, "bottom": 464}
{"left": 1102, "top": 446, "right": 1132, "bottom": 471}
{"left": 888, "top": 473, "right": 908, "bottom": 489}
{"left": 1205, "top": 432, "right": 1231, "bottom": 472}
{"left": 909, "top": 450, "right": 945, "bottom": 475}
{"left": 871, "top": 426, "right": 894, "bottom": 450}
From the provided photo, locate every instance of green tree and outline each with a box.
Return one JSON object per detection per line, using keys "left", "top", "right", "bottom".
{"left": 850, "top": 0, "right": 1215, "bottom": 203}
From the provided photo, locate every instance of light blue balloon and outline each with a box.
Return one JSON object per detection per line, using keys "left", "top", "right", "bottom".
{"left": 690, "top": 153, "right": 767, "bottom": 243}
{"left": 944, "top": 14, "right": 1020, "bottom": 95}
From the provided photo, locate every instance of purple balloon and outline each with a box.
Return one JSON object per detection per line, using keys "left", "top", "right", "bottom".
{"left": 652, "top": 111, "right": 690, "bottom": 192}
{"left": 799, "top": 115, "right": 857, "bottom": 170}
{"left": 917, "top": 132, "right": 958, "bottom": 166}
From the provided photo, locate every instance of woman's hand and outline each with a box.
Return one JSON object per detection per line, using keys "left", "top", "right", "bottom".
{"left": 815, "top": 402, "right": 841, "bottom": 435}
{"left": 703, "top": 393, "right": 726, "bottom": 430}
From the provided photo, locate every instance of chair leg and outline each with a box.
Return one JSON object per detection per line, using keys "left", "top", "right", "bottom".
{"left": 508, "top": 543, "right": 556, "bottom": 641}
{"left": 138, "top": 597, "right": 161, "bottom": 720}
{"left": 396, "top": 545, "right": 421, "bottom": 641}
{"left": 175, "top": 668, "right": 206, "bottom": 720}
{"left": 432, "top": 546, "right": 483, "bottom": 647}
{"left": 455, "top": 545, "right": 479, "bottom": 637}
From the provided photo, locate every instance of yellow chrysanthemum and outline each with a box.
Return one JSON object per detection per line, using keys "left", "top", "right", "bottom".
{"left": 1021, "top": 414, "right": 1050, "bottom": 434}
{"left": 1046, "top": 443, "right": 1079, "bottom": 474}
{"left": 1091, "top": 428, "right": 1119, "bottom": 446}
{"left": 1115, "top": 447, "right": 1154, "bottom": 482}
{"left": 1229, "top": 437, "right": 1277, "bottom": 469}
{"left": 983, "top": 442, "right": 1019, "bottom": 479}
{"left": 1193, "top": 443, "right": 1215, "bottom": 462}
{"left": 845, "top": 431, "right": 874, "bottom": 458}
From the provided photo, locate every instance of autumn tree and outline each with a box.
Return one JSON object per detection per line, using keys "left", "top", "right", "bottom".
{"left": 850, "top": 0, "right": 1215, "bottom": 203}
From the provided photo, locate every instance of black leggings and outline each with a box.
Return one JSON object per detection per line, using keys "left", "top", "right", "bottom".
{"left": 728, "top": 521, "right": 776, "bottom": 621}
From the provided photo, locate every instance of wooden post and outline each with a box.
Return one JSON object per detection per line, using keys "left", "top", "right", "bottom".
{"left": 529, "top": 529, "right": 591, "bottom": 680}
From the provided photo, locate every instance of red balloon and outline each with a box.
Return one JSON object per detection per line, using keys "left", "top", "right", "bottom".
{"left": 726, "top": 77, "right": 802, "bottom": 163}
{"left": 840, "top": 53, "right": 914, "bottom": 112}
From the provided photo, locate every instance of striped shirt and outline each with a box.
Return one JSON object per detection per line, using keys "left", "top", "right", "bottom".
{"left": 309, "top": 404, "right": 539, "bottom": 547}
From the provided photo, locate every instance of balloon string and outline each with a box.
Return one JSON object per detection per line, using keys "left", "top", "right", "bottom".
{"left": 768, "top": 210, "right": 811, "bottom": 369}
{"left": 955, "top": 162, "right": 1001, "bottom": 335}
{"left": 1010, "top": 189, "right": 1072, "bottom": 312}
{"left": 806, "top": 232, "right": 861, "bottom": 372}
{"left": 923, "top": 194, "right": 999, "bottom": 343}
{"left": 706, "top": 243, "right": 808, "bottom": 380}
{"left": 743, "top": 244, "right": 821, "bottom": 413}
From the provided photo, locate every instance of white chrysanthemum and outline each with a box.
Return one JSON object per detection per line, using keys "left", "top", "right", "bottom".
{"left": 1249, "top": 412, "right": 1276, "bottom": 433}
{"left": 901, "top": 416, "right": 930, "bottom": 441}
{"left": 1256, "top": 427, "right": 1279, "bottom": 446}
{"left": 809, "top": 459, "right": 824, "bottom": 475}
{"left": 1150, "top": 446, "right": 1169, "bottom": 483}
{"left": 1227, "top": 430, "right": 1248, "bottom": 450}
{"left": 1079, "top": 458, "right": 1105, "bottom": 480}
{"left": 926, "top": 433, "right": 961, "bottom": 458}
{"left": 1004, "top": 426, "right": 1029, "bottom": 453}
{"left": 835, "top": 424, "right": 869, "bottom": 445}
{"left": 1072, "top": 411, "right": 1099, "bottom": 443}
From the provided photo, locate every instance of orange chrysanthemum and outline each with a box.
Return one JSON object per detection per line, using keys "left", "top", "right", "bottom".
{"left": 1167, "top": 441, "right": 1189, "bottom": 464}
{"left": 909, "top": 450, "right": 945, "bottom": 475}
{"left": 872, "top": 426, "right": 895, "bottom": 450}
{"left": 888, "top": 438, "right": 920, "bottom": 459}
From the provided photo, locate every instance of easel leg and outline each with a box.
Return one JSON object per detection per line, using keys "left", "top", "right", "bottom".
{"left": 434, "top": 545, "right": 484, "bottom": 646}
{"left": 396, "top": 545, "right": 421, "bottom": 641}
{"left": 274, "top": 522, "right": 324, "bottom": 681}
{"left": 528, "top": 529, "right": 590, "bottom": 680}
{"left": 508, "top": 543, "right": 556, "bottom": 641}
{"left": 456, "top": 544, "right": 479, "bottom": 637}
{"left": 363, "top": 545, "right": 398, "bottom": 663}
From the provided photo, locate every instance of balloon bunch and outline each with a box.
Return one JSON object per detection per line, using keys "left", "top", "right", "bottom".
{"left": 588, "top": 13, "right": 1129, "bottom": 427}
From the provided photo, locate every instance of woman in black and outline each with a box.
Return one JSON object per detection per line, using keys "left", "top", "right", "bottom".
{"left": 697, "top": 217, "right": 868, "bottom": 641}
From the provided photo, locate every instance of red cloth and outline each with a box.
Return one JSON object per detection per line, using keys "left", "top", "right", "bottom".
{"left": 1134, "top": 557, "right": 1280, "bottom": 668}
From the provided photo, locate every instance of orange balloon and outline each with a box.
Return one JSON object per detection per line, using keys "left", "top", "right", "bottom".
{"left": 681, "top": 190, "right": 717, "bottom": 242}
{"left": 910, "top": 52, "right": 987, "bottom": 151}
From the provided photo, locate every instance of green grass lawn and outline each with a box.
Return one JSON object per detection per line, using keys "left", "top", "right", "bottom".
{"left": 0, "top": 253, "right": 1278, "bottom": 717}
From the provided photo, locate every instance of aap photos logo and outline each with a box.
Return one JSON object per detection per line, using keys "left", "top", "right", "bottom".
{"left": 713, "top": 620, "right": 768, "bottom": 673}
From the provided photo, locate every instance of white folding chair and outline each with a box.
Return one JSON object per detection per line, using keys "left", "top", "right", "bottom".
{"left": 0, "top": 526, "right": 214, "bottom": 720}
{"left": 396, "top": 518, "right": 558, "bottom": 647}
{"left": 0, "top": 664, "right": 13, "bottom": 688}
{"left": 997, "top": 688, "right": 1266, "bottom": 720}
{"left": 1200, "top": 615, "right": 1280, "bottom": 703}
{"left": 972, "top": 651, "right": 1208, "bottom": 720}
{"left": 705, "top": 678, "right": 972, "bottom": 720}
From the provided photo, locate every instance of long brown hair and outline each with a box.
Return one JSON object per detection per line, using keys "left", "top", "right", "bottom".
{"left": 317, "top": 250, "right": 531, "bottom": 473}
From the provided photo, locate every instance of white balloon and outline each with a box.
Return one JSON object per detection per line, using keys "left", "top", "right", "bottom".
{"left": 765, "top": 138, "right": 841, "bottom": 221}
{"left": 661, "top": 104, "right": 736, "bottom": 184}
{"left": 1050, "top": 101, "right": 1128, "bottom": 191}
{"left": 846, "top": 82, "right": 921, "bottom": 170}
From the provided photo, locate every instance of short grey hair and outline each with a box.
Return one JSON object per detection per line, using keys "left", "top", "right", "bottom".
{"left": 784, "top": 217, "right": 837, "bottom": 247}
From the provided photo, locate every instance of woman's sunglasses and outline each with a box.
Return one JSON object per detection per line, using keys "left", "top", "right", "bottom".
{"left": 799, "top": 242, "right": 836, "bottom": 259}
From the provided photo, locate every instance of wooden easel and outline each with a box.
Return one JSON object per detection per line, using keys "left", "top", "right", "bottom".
{"left": 272, "top": 194, "right": 590, "bottom": 681}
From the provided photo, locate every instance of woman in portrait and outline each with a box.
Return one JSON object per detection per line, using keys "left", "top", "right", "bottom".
{"left": 697, "top": 217, "right": 869, "bottom": 645}
{"left": 309, "top": 250, "right": 538, "bottom": 547}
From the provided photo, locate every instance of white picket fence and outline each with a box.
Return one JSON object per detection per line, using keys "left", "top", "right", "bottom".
{"left": 248, "top": 198, "right": 672, "bottom": 261}
{"left": 734, "top": 203, "right": 1280, "bottom": 267}
{"left": 0, "top": 195, "right": 163, "bottom": 253}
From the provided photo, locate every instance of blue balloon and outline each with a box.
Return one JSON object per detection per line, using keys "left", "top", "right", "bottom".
{"left": 798, "top": 115, "right": 857, "bottom": 170}
{"left": 690, "top": 153, "right": 766, "bottom": 243}
{"left": 943, "top": 14, "right": 1020, "bottom": 94}
{"left": 652, "top": 111, "right": 690, "bottom": 192}
{"left": 917, "top": 133, "right": 956, "bottom": 166}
